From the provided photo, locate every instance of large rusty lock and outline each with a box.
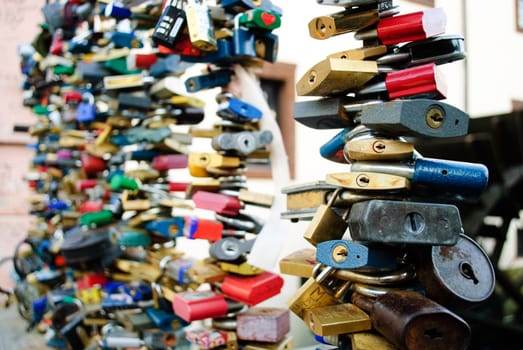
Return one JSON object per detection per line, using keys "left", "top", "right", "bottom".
{"left": 414, "top": 233, "right": 496, "bottom": 309}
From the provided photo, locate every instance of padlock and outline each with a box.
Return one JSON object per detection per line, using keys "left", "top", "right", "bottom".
{"left": 237, "top": 188, "right": 274, "bottom": 207}
{"left": 350, "top": 157, "right": 489, "bottom": 198}
{"left": 328, "top": 45, "right": 388, "bottom": 61}
{"left": 348, "top": 199, "right": 464, "bottom": 245}
{"left": 356, "top": 63, "right": 447, "bottom": 100}
{"left": 239, "top": 8, "right": 281, "bottom": 31}
{"left": 355, "top": 7, "right": 446, "bottom": 45}
{"left": 163, "top": 256, "right": 197, "bottom": 284}
{"left": 325, "top": 172, "right": 410, "bottom": 191}
{"left": 218, "top": 261, "right": 264, "bottom": 275}
{"left": 79, "top": 209, "right": 113, "bottom": 227}
{"left": 145, "top": 217, "right": 185, "bottom": 238}
{"left": 351, "top": 290, "right": 471, "bottom": 350}
{"left": 149, "top": 76, "right": 186, "bottom": 99}
{"left": 183, "top": 216, "right": 224, "bottom": 241}
{"left": 188, "top": 259, "right": 229, "bottom": 283}
{"left": 219, "top": 271, "right": 283, "bottom": 306}
{"left": 192, "top": 190, "right": 243, "bottom": 215}
{"left": 414, "top": 233, "right": 496, "bottom": 309}
{"left": 302, "top": 188, "right": 349, "bottom": 246}
{"left": 110, "top": 31, "right": 144, "bottom": 49}
{"left": 188, "top": 152, "right": 242, "bottom": 177}
{"left": 320, "top": 125, "right": 410, "bottom": 163}
{"left": 185, "top": 327, "right": 235, "bottom": 350}
{"left": 152, "top": 154, "right": 189, "bottom": 172}
{"left": 216, "top": 96, "right": 263, "bottom": 123}
{"left": 151, "top": 0, "right": 187, "bottom": 49}
{"left": 287, "top": 277, "right": 339, "bottom": 319}
{"left": 279, "top": 248, "right": 317, "bottom": 278}
{"left": 209, "top": 237, "right": 255, "bottom": 261}
{"left": 171, "top": 290, "right": 233, "bottom": 321}
{"left": 316, "top": 240, "right": 399, "bottom": 271}
{"left": 303, "top": 302, "right": 372, "bottom": 336}
{"left": 145, "top": 306, "right": 189, "bottom": 331}
{"left": 185, "top": 0, "right": 218, "bottom": 51}
{"left": 117, "top": 92, "right": 153, "bottom": 111}
{"left": 211, "top": 131, "right": 263, "bottom": 156}
{"left": 376, "top": 34, "right": 466, "bottom": 69}
{"left": 344, "top": 137, "right": 415, "bottom": 162}
{"left": 296, "top": 58, "right": 378, "bottom": 96}
{"left": 185, "top": 69, "right": 233, "bottom": 92}
{"left": 308, "top": 6, "right": 380, "bottom": 40}
{"left": 350, "top": 332, "right": 399, "bottom": 350}
{"left": 143, "top": 329, "right": 178, "bottom": 349}
{"left": 237, "top": 307, "right": 290, "bottom": 342}
{"left": 356, "top": 98, "right": 469, "bottom": 138}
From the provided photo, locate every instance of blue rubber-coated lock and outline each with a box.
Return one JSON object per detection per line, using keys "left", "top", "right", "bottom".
{"left": 217, "top": 97, "right": 263, "bottom": 123}
{"left": 316, "top": 240, "right": 398, "bottom": 270}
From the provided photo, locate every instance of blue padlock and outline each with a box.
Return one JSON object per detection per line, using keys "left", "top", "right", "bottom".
{"left": 216, "top": 97, "right": 263, "bottom": 123}
{"left": 233, "top": 27, "right": 256, "bottom": 58}
{"left": 110, "top": 31, "right": 144, "bottom": 49}
{"left": 351, "top": 157, "right": 489, "bottom": 197}
{"left": 145, "top": 217, "right": 185, "bottom": 238}
{"left": 184, "top": 69, "right": 233, "bottom": 92}
{"left": 316, "top": 240, "right": 398, "bottom": 271}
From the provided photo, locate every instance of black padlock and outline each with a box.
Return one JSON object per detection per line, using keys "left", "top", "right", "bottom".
{"left": 152, "top": 0, "right": 187, "bottom": 49}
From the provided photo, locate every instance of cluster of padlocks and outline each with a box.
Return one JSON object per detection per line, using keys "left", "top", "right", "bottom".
{"left": 279, "top": 1, "right": 496, "bottom": 349}
{"left": 12, "top": 1, "right": 293, "bottom": 349}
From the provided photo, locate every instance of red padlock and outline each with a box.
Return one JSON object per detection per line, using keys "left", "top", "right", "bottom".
{"left": 81, "top": 154, "right": 106, "bottom": 176}
{"left": 385, "top": 63, "right": 446, "bottom": 100}
{"left": 192, "top": 191, "right": 243, "bottom": 216}
{"left": 220, "top": 271, "right": 284, "bottom": 306}
{"left": 78, "top": 200, "right": 104, "bottom": 213}
{"left": 171, "top": 290, "right": 229, "bottom": 322}
{"left": 370, "top": 8, "right": 446, "bottom": 45}
{"left": 183, "top": 216, "right": 224, "bottom": 241}
{"left": 152, "top": 154, "right": 188, "bottom": 172}
{"left": 76, "top": 178, "right": 98, "bottom": 192}
{"left": 168, "top": 181, "right": 189, "bottom": 192}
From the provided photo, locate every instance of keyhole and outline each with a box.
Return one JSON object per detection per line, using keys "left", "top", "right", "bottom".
{"left": 372, "top": 141, "right": 386, "bottom": 153}
{"left": 356, "top": 174, "right": 370, "bottom": 187}
{"left": 223, "top": 241, "right": 240, "bottom": 257}
{"left": 308, "top": 70, "right": 317, "bottom": 84}
{"left": 424, "top": 328, "right": 443, "bottom": 340}
{"left": 403, "top": 212, "right": 425, "bottom": 235}
{"left": 459, "top": 262, "right": 479, "bottom": 284}
{"left": 426, "top": 106, "right": 445, "bottom": 129}
{"left": 332, "top": 244, "right": 348, "bottom": 263}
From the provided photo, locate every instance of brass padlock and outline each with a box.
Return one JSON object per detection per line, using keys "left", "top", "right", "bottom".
{"left": 238, "top": 188, "right": 274, "bottom": 207}
{"left": 350, "top": 332, "right": 399, "bottom": 350}
{"left": 308, "top": 7, "right": 379, "bottom": 40}
{"left": 345, "top": 138, "right": 415, "bottom": 161}
{"left": 326, "top": 172, "right": 410, "bottom": 191}
{"left": 188, "top": 152, "right": 241, "bottom": 177}
{"left": 296, "top": 58, "right": 378, "bottom": 96}
{"left": 279, "top": 248, "right": 317, "bottom": 278}
{"left": 188, "top": 259, "right": 228, "bottom": 283}
{"left": 303, "top": 302, "right": 371, "bottom": 336}
{"left": 302, "top": 188, "right": 349, "bottom": 246}
{"left": 287, "top": 277, "right": 339, "bottom": 320}
{"left": 328, "top": 45, "right": 388, "bottom": 61}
